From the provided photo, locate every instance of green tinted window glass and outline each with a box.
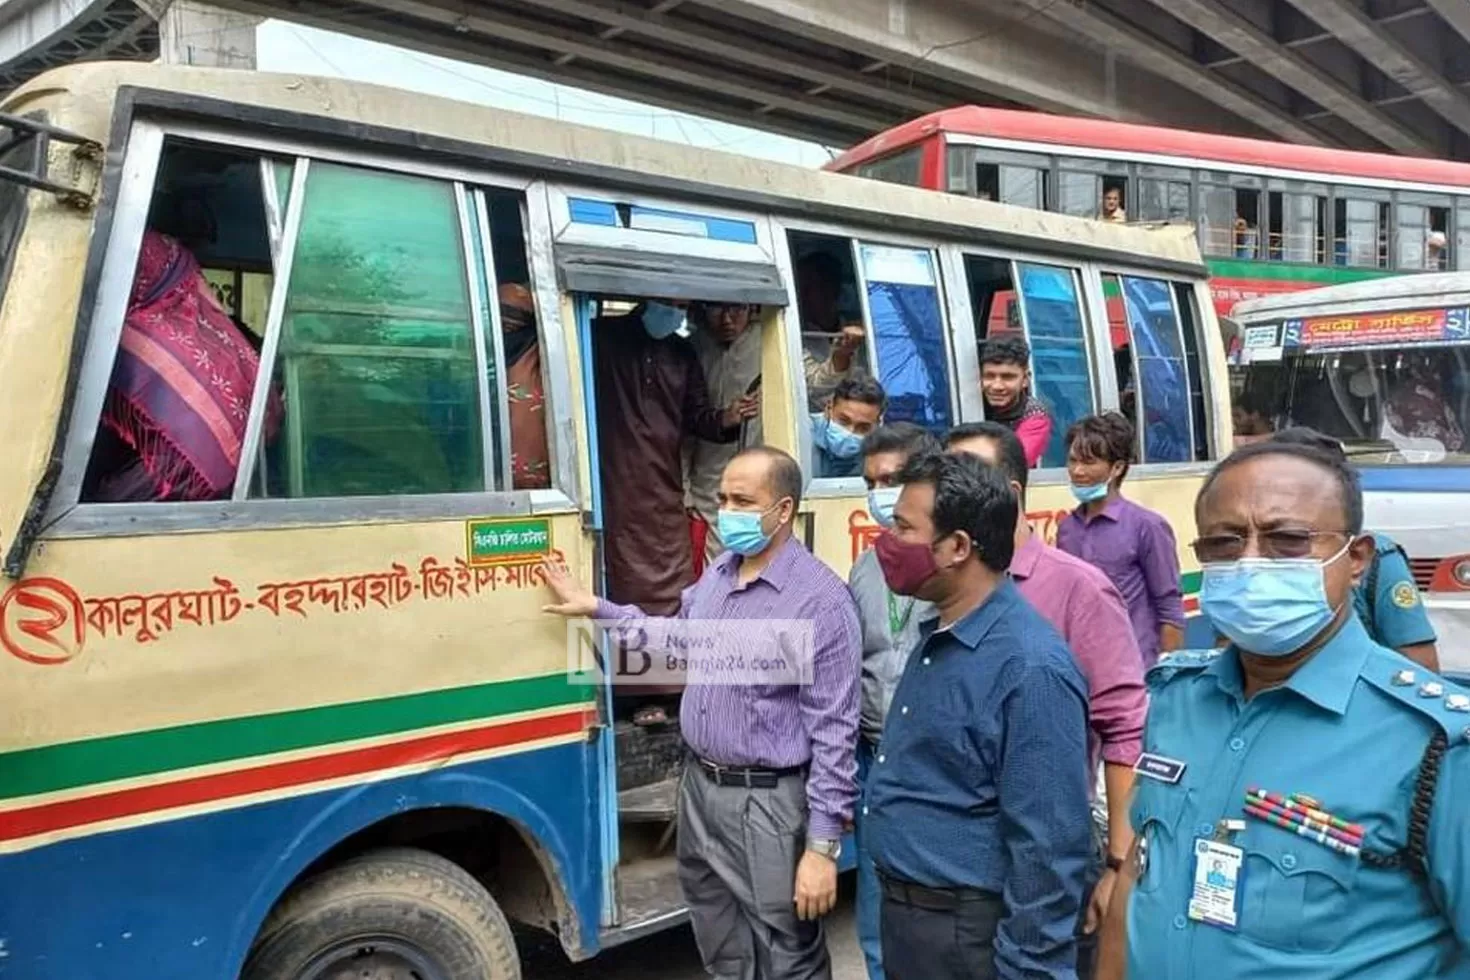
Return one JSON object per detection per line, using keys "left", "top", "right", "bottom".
{"left": 260, "top": 161, "right": 484, "bottom": 498}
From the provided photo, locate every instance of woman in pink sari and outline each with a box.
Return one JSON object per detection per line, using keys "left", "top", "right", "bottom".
{"left": 89, "top": 230, "right": 278, "bottom": 502}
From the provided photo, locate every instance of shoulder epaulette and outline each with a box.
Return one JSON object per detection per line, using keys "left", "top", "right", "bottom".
{"left": 1145, "top": 648, "right": 1221, "bottom": 690}
{"left": 1361, "top": 649, "right": 1470, "bottom": 744}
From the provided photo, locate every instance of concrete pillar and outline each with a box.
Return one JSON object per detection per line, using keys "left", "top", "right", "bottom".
{"left": 151, "top": 0, "right": 260, "bottom": 68}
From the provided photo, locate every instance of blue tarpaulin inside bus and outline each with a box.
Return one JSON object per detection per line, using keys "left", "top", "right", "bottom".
{"left": 864, "top": 247, "right": 954, "bottom": 433}
{"left": 1017, "top": 263, "right": 1093, "bottom": 467}
{"left": 1120, "top": 276, "right": 1191, "bottom": 463}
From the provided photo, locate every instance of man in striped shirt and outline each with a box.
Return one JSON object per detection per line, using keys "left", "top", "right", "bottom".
{"left": 544, "top": 446, "right": 862, "bottom": 979}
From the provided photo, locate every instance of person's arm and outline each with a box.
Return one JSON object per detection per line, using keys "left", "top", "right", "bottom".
{"left": 792, "top": 591, "right": 862, "bottom": 921}
{"left": 993, "top": 662, "right": 1092, "bottom": 979}
{"left": 681, "top": 346, "right": 743, "bottom": 444}
{"left": 1369, "top": 545, "right": 1440, "bottom": 671}
{"left": 1014, "top": 413, "right": 1052, "bottom": 468}
{"left": 1066, "top": 578, "right": 1146, "bottom": 931}
{"left": 1427, "top": 742, "right": 1468, "bottom": 954}
{"left": 1095, "top": 834, "right": 1141, "bottom": 980}
{"left": 1138, "top": 516, "right": 1185, "bottom": 651}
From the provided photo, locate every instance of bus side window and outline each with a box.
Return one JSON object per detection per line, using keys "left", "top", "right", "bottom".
{"left": 1104, "top": 273, "right": 1199, "bottom": 464}
{"left": 855, "top": 243, "right": 954, "bottom": 432}
{"left": 964, "top": 256, "right": 1095, "bottom": 467}
{"left": 788, "top": 231, "right": 866, "bottom": 413}
{"left": 251, "top": 163, "right": 531, "bottom": 499}
{"left": 1173, "top": 283, "right": 1212, "bottom": 460}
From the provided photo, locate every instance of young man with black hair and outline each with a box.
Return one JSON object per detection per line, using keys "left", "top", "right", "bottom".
{"left": 812, "top": 376, "right": 886, "bottom": 479}
{"left": 864, "top": 451, "right": 1092, "bottom": 980}
{"left": 1059, "top": 411, "right": 1184, "bottom": 669}
{"left": 980, "top": 336, "right": 1053, "bottom": 468}
{"left": 946, "top": 421, "right": 1146, "bottom": 980}
{"left": 847, "top": 422, "right": 942, "bottom": 980}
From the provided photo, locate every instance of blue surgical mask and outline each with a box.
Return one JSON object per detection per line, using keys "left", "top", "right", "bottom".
{"left": 868, "top": 486, "right": 902, "bottom": 528}
{"left": 642, "top": 301, "right": 686, "bottom": 340}
{"left": 812, "top": 413, "right": 863, "bottom": 459}
{"left": 717, "top": 503, "right": 782, "bottom": 557}
{"left": 1200, "top": 541, "right": 1351, "bottom": 657}
{"left": 1069, "top": 482, "right": 1109, "bottom": 504}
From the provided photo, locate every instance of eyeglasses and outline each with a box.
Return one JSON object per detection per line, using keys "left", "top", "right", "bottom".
{"left": 1190, "top": 528, "right": 1352, "bottom": 564}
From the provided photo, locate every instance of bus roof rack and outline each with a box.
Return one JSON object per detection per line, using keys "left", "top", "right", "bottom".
{"left": 0, "top": 111, "right": 102, "bottom": 208}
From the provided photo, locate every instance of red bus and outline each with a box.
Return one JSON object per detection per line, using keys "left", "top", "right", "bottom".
{"left": 827, "top": 107, "right": 1470, "bottom": 318}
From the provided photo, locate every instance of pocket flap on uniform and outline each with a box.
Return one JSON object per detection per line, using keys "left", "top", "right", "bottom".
{"left": 1241, "top": 821, "right": 1360, "bottom": 890}
{"left": 1132, "top": 783, "right": 1189, "bottom": 838}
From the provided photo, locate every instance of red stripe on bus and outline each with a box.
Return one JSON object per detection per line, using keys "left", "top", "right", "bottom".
{"left": 0, "top": 708, "right": 592, "bottom": 842}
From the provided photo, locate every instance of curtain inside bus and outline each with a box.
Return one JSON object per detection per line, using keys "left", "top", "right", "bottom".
{"left": 1016, "top": 263, "right": 1093, "bottom": 467}
{"left": 861, "top": 244, "right": 953, "bottom": 432}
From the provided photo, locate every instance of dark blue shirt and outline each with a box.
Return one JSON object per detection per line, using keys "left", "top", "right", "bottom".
{"left": 865, "top": 579, "right": 1093, "bottom": 980}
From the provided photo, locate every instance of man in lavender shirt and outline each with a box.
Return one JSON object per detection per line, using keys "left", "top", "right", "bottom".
{"left": 947, "top": 423, "right": 1147, "bottom": 980}
{"left": 543, "top": 446, "right": 861, "bottom": 980}
{"left": 1057, "top": 412, "right": 1184, "bottom": 669}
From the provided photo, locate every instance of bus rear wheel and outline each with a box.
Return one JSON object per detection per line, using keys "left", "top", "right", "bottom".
{"left": 242, "top": 846, "right": 521, "bottom": 980}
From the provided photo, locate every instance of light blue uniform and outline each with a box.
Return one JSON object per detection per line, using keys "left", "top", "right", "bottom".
{"left": 1355, "top": 532, "right": 1437, "bottom": 651}
{"left": 1127, "top": 615, "right": 1470, "bottom": 978}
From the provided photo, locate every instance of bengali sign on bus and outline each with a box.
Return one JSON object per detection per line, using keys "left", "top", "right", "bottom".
{"left": 466, "top": 517, "right": 553, "bottom": 567}
{"left": 1285, "top": 307, "right": 1470, "bottom": 351}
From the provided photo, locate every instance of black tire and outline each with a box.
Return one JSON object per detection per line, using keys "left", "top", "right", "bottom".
{"left": 241, "top": 846, "right": 521, "bottom": 980}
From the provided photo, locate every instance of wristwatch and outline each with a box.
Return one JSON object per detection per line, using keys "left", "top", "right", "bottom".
{"left": 807, "top": 837, "right": 842, "bottom": 860}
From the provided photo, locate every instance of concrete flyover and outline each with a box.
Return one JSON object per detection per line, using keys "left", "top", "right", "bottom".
{"left": 5, "top": 0, "right": 1470, "bottom": 157}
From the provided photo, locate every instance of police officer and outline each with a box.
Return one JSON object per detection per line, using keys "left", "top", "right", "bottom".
{"left": 1097, "top": 439, "right": 1470, "bottom": 979}
{"left": 1269, "top": 427, "right": 1439, "bottom": 671}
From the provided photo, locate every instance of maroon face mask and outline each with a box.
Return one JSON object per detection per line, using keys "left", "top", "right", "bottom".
{"left": 874, "top": 531, "right": 941, "bottom": 596}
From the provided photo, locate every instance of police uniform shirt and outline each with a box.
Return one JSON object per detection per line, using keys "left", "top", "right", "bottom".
{"left": 1126, "top": 615, "right": 1470, "bottom": 978}
{"left": 1356, "top": 532, "right": 1436, "bottom": 650}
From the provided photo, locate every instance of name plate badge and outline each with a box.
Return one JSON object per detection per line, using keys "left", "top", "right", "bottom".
{"left": 1135, "top": 752, "right": 1186, "bottom": 784}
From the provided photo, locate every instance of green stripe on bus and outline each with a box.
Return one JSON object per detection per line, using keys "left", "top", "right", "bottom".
{"left": 1204, "top": 259, "right": 1395, "bottom": 285}
{"left": 0, "top": 673, "right": 592, "bottom": 801}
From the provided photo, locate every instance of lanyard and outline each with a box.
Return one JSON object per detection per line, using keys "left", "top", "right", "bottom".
{"left": 887, "top": 592, "right": 916, "bottom": 638}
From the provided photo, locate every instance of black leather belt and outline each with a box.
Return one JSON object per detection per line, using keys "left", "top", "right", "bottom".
{"left": 878, "top": 872, "right": 1000, "bottom": 911}
{"left": 691, "top": 755, "right": 807, "bottom": 788}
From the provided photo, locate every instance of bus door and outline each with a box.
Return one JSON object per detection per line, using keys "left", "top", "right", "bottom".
{"left": 545, "top": 186, "right": 791, "bottom": 933}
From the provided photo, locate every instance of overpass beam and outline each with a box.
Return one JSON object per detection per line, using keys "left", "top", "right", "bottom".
{"left": 1134, "top": 0, "right": 1432, "bottom": 154}
{"left": 678, "top": 0, "right": 1300, "bottom": 138}
{"left": 1280, "top": 0, "right": 1470, "bottom": 138}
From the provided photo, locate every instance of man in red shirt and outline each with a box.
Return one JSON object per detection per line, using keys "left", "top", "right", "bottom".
{"left": 947, "top": 421, "right": 1147, "bottom": 980}
{"left": 979, "top": 336, "right": 1052, "bottom": 468}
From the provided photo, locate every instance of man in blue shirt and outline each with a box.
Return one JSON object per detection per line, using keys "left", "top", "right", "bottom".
{"left": 1097, "top": 439, "right": 1470, "bottom": 980}
{"left": 864, "top": 451, "right": 1093, "bottom": 980}
{"left": 811, "top": 376, "right": 884, "bottom": 479}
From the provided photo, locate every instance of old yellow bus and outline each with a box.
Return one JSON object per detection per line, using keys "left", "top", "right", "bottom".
{"left": 0, "top": 62, "right": 1226, "bottom": 978}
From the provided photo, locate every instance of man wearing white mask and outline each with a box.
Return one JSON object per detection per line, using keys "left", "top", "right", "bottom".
{"left": 594, "top": 298, "right": 758, "bottom": 726}
{"left": 848, "top": 423, "right": 941, "bottom": 980}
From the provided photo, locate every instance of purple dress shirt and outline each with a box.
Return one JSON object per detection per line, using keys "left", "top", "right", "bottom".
{"left": 1009, "top": 536, "right": 1147, "bottom": 779}
{"left": 596, "top": 536, "right": 861, "bottom": 839}
{"left": 1056, "top": 496, "right": 1185, "bottom": 669}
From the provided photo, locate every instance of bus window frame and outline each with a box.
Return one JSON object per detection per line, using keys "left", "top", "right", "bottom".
{"left": 776, "top": 217, "right": 959, "bottom": 499}
{"left": 1090, "top": 261, "right": 1222, "bottom": 479}
{"left": 42, "top": 118, "right": 583, "bottom": 539}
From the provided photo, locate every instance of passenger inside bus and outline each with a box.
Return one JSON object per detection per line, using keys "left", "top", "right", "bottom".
{"left": 811, "top": 376, "right": 886, "bottom": 478}
{"left": 499, "top": 282, "right": 551, "bottom": 491}
{"left": 84, "top": 227, "right": 279, "bottom": 503}
{"left": 791, "top": 246, "right": 866, "bottom": 410}
{"left": 592, "top": 296, "right": 756, "bottom": 726}
{"left": 980, "top": 335, "right": 1053, "bottom": 468}
{"left": 685, "top": 301, "right": 763, "bottom": 573}
{"left": 1099, "top": 185, "right": 1126, "bottom": 223}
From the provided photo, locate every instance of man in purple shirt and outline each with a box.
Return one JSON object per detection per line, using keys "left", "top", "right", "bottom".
{"left": 946, "top": 422, "right": 1147, "bottom": 980}
{"left": 1057, "top": 412, "right": 1184, "bottom": 668}
{"left": 543, "top": 446, "right": 861, "bottom": 980}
